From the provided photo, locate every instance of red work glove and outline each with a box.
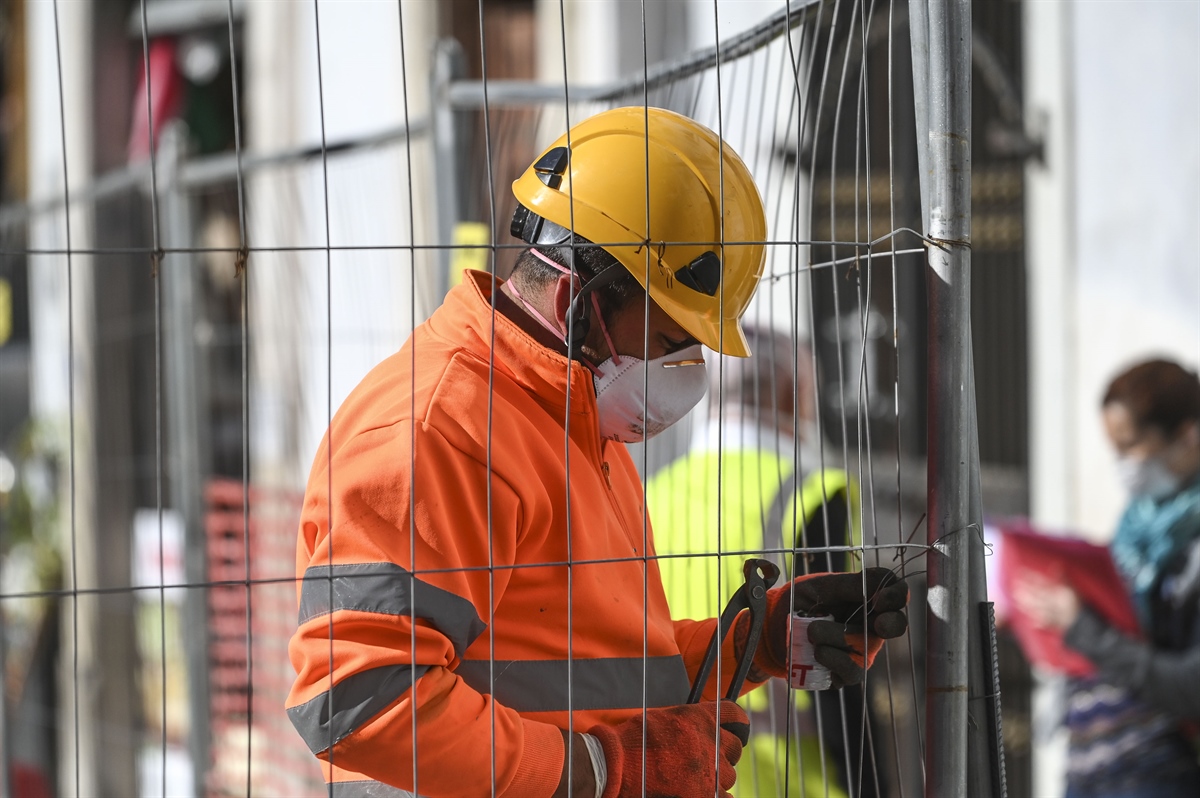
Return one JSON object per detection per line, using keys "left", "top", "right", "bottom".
{"left": 588, "top": 700, "right": 750, "bottom": 798}
{"left": 736, "top": 567, "right": 909, "bottom": 688}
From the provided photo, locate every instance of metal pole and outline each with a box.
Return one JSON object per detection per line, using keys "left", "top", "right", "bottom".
{"left": 907, "top": 0, "right": 932, "bottom": 229}
{"left": 159, "top": 122, "right": 212, "bottom": 797}
{"left": 0, "top": 600, "right": 11, "bottom": 798}
{"left": 911, "top": 0, "right": 980, "bottom": 796}
{"left": 432, "top": 38, "right": 467, "bottom": 302}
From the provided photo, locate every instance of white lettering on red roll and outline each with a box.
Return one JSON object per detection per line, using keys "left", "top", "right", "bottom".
{"left": 788, "top": 613, "right": 834, "bottom": 690}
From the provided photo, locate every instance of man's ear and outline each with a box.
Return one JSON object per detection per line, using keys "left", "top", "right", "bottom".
{"left": 551, "top": 274, "right": 575, "bottom": 336}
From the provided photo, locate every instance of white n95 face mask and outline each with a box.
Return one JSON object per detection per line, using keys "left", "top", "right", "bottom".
{"left": 594, "top": 344, "right": 708, "bottom": 442}
{"left": 1116, "top": 454, "right": 1182, "bottom": 501}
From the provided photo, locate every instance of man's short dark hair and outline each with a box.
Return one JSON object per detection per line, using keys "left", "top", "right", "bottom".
{"left": 510, "top": 233, "right": 640, "bottom": 316}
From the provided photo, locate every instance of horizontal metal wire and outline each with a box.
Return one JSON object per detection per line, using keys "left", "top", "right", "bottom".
{"left": 765, "top": 246, "right": 928, "bottom": 282}
{"left": 0, "top": 120, "right": 428, "bottom": 231}
{"left": 448, "top": 0, "right": 824, "bottom": 108}
{"left": 0, "top": 542, "right": 935, "bottom": 603}
{"left": 0, "top": 230, "right": 936, "bottom": 258}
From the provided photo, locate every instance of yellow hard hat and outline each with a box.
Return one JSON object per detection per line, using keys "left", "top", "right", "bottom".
{"left": 510, "top": 106, "right": 766, "bottom": 357}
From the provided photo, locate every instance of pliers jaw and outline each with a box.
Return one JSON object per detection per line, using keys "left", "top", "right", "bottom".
{"left": 687, "top": 558, "right": 782, "bottom": 704}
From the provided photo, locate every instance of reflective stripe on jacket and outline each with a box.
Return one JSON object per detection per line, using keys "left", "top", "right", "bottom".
{"left": 286, "top": 271, "right": 737, "bottom": 797}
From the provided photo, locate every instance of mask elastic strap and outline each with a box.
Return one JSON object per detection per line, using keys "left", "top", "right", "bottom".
{"left": 530, "top": 247, "right": 625, "bottom": 366}
{"left": 515, "top": 249, "right": 607, "bottom": 377}
{"left": 528, "top": 246, "right": 573, "bottom": 276}
{"left": 589, "top": 292, "right": 621, "bottom": 366}
{"left": 508, "top": 278, "right": 566, "bottom": 340}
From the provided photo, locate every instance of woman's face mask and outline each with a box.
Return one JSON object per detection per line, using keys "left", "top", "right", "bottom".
{"left": 1115, "top": 454, "right": 1181, "bottom": 500}
{"left": 593, "top": 345, "right": 708, "bottom": 442}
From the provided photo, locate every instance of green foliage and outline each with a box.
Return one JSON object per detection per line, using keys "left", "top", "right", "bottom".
{"left": 1, "top": 421, "right": 63, "bottom": 591}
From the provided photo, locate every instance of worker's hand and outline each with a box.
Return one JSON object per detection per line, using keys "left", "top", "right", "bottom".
{"left": 587, "top": 700, "right": 749, "bottom": 798}
{"left": 737, "top": 567, "right": 909, "bottom": 688}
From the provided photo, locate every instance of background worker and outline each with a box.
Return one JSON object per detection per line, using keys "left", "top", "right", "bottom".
{"left": 286, "top": 106, "right": 909, "bottom": 798}
{"left": 648, "top": 326, "right": 884, "bottom": 797}
{"left": 1014, "top": 358, "right": 1200, "bottom": 797}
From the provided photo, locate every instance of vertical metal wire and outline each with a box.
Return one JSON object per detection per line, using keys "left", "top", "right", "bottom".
{"left": 472, "top": 2, "right": 502, "bottom": 793}
{"left": 709, "top": 3, "right": 736, "bottom": 793}
{"left": 220, "top": 2, "right": 253, "bottom": 792}
{"left": 847, "top": 3, "right": 891, "bottom": 794}
{"left": 879, "top": 0, "right": 919, "bottom": 791}
{"left": 781, "top": 4, "right": 832, "bottom": 792}
{"left": 636, "top": 5, "right": 652, "bottom": 797}
{"left": 549, "top": 3, "right": 579, "bottom": 793}
{"left": 311, "top": 1, "right": 337, "bottom": 792}
{"left": 769, "top": 22, "right": 809, "bottom": 796}
{"left": 794, "top": 3, "right": 845, "bottom": 793}
{"left": 48, "top": 3, "right": 80, "bottom": 794}
{"left": 393, "top": 3, "right": 422, "bottom": 793}
{"left": 749, "top": 35, "right": 787, "bottom": 794}
{"left": 134, "top": 4, "right": 170, "bottom": 794}
{"left": 821, "top": 3, "right": 873, "bottom": 792}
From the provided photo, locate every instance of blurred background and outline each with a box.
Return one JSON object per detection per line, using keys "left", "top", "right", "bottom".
{"left": 0, "top": 1, "right": 1195, "bottom": 796}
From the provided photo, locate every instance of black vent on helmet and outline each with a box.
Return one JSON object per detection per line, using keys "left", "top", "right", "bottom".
{"left": 533, "top": 147, "right": 569, "bottom": 189}
{"left": 675, "top": 251, "right": 721, "bottom": 296}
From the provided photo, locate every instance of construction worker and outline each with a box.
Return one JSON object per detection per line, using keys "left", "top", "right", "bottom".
{"left": 648, "top": 327, "right": 882, "bottom": 797}
{"left": 286, "top": 107, "right": 908, "bottom": 798}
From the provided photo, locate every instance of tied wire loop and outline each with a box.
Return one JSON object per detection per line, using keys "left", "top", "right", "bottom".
{"left": 926, "top": 235, "right": 971, "bottom": 251}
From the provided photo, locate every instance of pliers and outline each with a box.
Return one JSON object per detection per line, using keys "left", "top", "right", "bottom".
{"left": 687, "top": 558, "right": 782, "bottom": 703}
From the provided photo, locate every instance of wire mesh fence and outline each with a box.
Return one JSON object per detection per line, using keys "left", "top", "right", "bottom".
{"left": 0, "top": 1, "right": 1007, "bottom": 796}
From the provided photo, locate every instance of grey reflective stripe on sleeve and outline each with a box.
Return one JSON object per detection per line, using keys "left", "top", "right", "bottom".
{"left": 299, "top": 562, "right": 486, "bottom": 657}
{"left": 456, "top": 655, "right": 689, "bottom": 713}
{"left": 330, "top": 781, "right": 421, "bottom": 798}
{"left": 287, "top": 663, "right": 430, "bottom": 754}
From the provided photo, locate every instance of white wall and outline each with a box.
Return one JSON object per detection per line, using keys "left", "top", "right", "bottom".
{"left": 1070, "top": 0, "right": 1200, "bottom": 539}
{"left": 25, "top": 1, "right": 101, "bottom": 793}
{"left": 1027, "top": 0, "right": 1200, "bottom": 542}
{"left": 1025, "top": 0, "right": 1078, "bottom": 533}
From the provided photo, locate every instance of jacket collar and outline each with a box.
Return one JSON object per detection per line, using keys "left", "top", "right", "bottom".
{"left": 429, "top": 270, "right": 598, "bottom": 424}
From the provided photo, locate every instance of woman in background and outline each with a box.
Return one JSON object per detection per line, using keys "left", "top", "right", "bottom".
{"left": 1015, "top": 358, "right": 1200, "bottom": 797}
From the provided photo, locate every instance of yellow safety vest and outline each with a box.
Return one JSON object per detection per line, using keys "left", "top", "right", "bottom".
{"left": 647, "top": 447, "right": 858, "bottom": 798}
{"left": 648, "top": 448, "right": 859, "bottom": 624}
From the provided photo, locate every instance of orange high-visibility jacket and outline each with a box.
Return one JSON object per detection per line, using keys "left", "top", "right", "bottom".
{"left": 287, "top": 271, "right": 744, "bottom": 797}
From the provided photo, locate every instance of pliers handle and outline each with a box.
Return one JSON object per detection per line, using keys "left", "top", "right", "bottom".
{"left": 687, "top": 558, "right": 782, "bottom": 704}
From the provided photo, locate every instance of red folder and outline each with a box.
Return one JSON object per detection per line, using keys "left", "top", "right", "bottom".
{"left": 992, "top": 519, "right": 1142, "bottom": 677}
